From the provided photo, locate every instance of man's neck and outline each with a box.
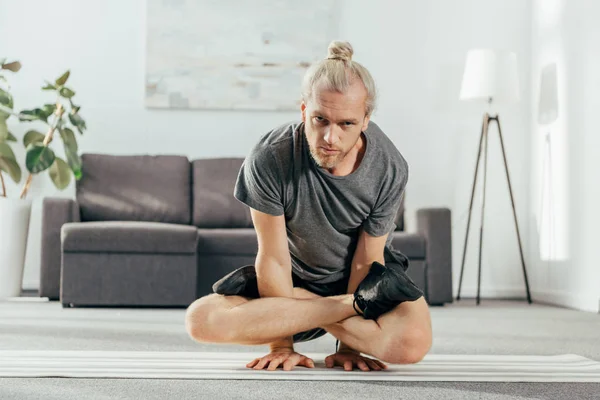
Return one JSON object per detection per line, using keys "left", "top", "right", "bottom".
{"left": 327, "top": 133, "right": 366, "bottom": 176}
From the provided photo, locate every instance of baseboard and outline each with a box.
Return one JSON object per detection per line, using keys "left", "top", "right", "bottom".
{"left": 454, "top": 286, "right": 529, "bottom": 299}
{"left": 532, "top": 289, "right": 600, "bottom": 313}
{"left": 21, "top": 282, "right": 38, "bottom": 291}
{"left": 456, "top": 286, "right": 600, "bottom": 313}
{"left": 21, "top": 282, "right": 600, "bottom": 314}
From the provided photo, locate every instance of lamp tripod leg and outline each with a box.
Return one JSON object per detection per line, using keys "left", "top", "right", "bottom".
{"left": 477, "top": 116, "right": 490, "bottom": 305}
{"left": 457, "top": 114, "right": 489, "bottom": 301}
{"left": 495, "top": 116, "right": 533, "bottom": 304}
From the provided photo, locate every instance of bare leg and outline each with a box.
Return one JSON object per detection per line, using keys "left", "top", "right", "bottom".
{"left": 185, "top": 292, "right": 359, "bottom": 345}
{"left": 290, "top": 288, "right": 383, "bottom": 356}
{"left": 291, "top": 287, "right": 432, "bottom": 364}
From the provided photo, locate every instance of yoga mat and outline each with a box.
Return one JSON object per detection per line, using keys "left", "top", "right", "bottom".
{"left": 1, "top": 351, "right": 599, "bottom": 382}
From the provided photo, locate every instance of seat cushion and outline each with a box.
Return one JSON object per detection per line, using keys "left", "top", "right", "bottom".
{"left": 197, "top": 228, "right": 257, "bottom": 256}
{"left": 76, "top": 154, "right": 192, "bottom": 224}
{"left": 62, "top": 221, "right": 198, "bottom": 254}
{"left": 192, "top": 158, "right": 253, "bottom": 228}
{"left": 390, "top": 231, "right": 426, "bottom": 259}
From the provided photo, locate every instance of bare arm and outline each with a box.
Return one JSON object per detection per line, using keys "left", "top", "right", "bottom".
{"left": 339, "top": 229, "right": 388, "bottom": 351}
{"left": 346, "top": 229, "right": 387, "bottom": 294}
{"left": 250, "top": 207, "right": 295, "bottom": 350}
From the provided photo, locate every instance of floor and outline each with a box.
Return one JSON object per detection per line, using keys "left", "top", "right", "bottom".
{"left": 1, "top": 297, "right": 599, "bottom": 399}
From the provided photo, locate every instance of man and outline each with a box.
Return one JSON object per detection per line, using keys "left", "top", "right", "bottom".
{"left": 185, "top": 41, "right": 432, "bottom": 372}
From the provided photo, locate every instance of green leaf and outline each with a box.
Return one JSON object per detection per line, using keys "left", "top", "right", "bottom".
{"left": 42, "top": 81, "right": 57, "bottom": 91}
{"left": 68, "top": 99, "right": 81, "bottom": 113}
{"left": 1, "top": 61, "right": 21, "bottom": 72}
{"left": 0, "top": 155, "right": 22, "bottom": 183}
{"left": 59, "top": 87, "right": 75, "bottom": 98}
{"left": 23, "top": 130, "right": 45, "bottom": 148}
{"left": 19, "top": 108, "right": 48, "bottom": 122}
{"left": 0, "top": 125, "right": 16, "bottom": 144}
{"left": 0, "top": 58, "right": 5, "bottom": 65}
{"left": 0, "top": 104, "right": 16, "bottom": 121}
{"left": 55, "top": 70, "right": 70, "bottom": 86}
{"left": 0, "top": 142, "right": 17, "bottom": 160}
{"left": 41, "top": 103, "right": 57, "bottom": 120}
{"left": 0, "top": 89, "right": 13, "bottom": 121}
{"left": 60, "top": 127, "right": 81, "bottom": 179}
{"left": 68, "top": 113, "right": 86, "bottom": 134}
{"left": 64, "top": 144, "right": 82, "bottom": 180}
{"left": 59, "top": 127, "right": 78, "bottom": 152}
{"left": 0, "top": 87, "right": 13, "bottom": 109}
{"left": 48, "top": 157, "right": 71, "bottom": 189}
{"left": 0, "top": 141, "right": 22, "bottom": 182}
{"left": 25, "top": 143, "right": 55, "bottom": 174}
{"left": 0, "top": 119, "right": 7, "bottom": 140}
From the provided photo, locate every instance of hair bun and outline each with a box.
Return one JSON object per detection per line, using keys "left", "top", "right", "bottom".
{"left": 326, "top": 41, "right": 353, "bottom": 61}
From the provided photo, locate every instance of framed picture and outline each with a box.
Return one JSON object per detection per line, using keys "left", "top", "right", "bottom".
{"left": 145, "top": 0, "right": 341, "bottom": 111}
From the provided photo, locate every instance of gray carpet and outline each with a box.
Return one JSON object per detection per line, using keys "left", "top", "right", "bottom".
{"left": 1, "top": 298, "right": 599, "bottom": 399}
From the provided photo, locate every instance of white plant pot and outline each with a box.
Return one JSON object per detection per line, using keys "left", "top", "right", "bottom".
{"left": 0, "top": 197, "right": 32, "bottom": 298}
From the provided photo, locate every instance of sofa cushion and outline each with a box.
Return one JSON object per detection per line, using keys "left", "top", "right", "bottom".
{"left": 197, "top": 228, "right": 257, "bottom": 255}
{"left": 62, "top": 221, "right": 198, "bottom": 254}
{"left": 192, "top": 158, "right": 253, "bottom": 228}
{"left": 76, "top": 154, "right": 191, "bottom": 224}
{"left": 390, "top": 231, "right": 426, "bottom": 259}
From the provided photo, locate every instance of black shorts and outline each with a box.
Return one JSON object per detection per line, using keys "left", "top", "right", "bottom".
{"left": 213, "top": 265, "right": 350, "bottom": 343}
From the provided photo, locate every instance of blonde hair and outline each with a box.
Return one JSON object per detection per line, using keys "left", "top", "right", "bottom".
{"left": 301, "top": 41, "right": 377, "bottom": 116}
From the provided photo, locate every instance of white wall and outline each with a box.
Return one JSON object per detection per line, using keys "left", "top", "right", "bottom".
{"left": 529, "top": 0, "right": 600, "bottom": 313}
{"left": 362, "top": 0, "right": 533, "bottom": 301}
{"left": 0, "top": 0, "right": 534, "bottom": 302}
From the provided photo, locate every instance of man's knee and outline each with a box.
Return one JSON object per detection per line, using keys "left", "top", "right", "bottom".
{"left": 378, "top": 326, "right": 432, "bottom": 365}
{"left": 185, "top": 293, "right": 242, "bottom": 343}
{"left": 185, "top": 295, "right": 215, "bottom": 342}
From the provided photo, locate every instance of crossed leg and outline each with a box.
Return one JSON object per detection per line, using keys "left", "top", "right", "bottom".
{"left": 292, "top": 287, "right": 432, "bottom": 364}
{"left": 185, "top": 287, "right": 432, "bottom": 364}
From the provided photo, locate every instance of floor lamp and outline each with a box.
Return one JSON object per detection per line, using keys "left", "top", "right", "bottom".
{"left": 455, "top": 49, "right": 532, "bottom": 305}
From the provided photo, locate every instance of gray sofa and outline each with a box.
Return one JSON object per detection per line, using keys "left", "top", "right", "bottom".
{"left": 39, "top": 153, "right": 453, "bottom": 307}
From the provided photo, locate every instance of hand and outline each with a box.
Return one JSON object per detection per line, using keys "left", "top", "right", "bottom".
{"left": 246, "top": 348, "right": 315, "bottom": 371}
{"left": 325, "top": 349, "right": 388, "bottom": 371}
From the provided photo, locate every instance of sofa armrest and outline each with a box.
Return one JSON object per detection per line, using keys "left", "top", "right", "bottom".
{"left": 39, "top": 197, "right": 80, "bottom": 299}
{"left": 416, "top": 207, "right": 452, "bottom": 305}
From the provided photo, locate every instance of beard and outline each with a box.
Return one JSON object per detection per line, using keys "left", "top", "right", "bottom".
{"left": 308, "top": 143, "right": 348, "bottom": 169}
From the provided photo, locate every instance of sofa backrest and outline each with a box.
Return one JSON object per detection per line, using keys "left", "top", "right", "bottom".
{"left": 191, "top": 156, "right": 406, "bottom": 231}
{"left": 192, "top": 157, "right": 253, "bottom": 228}
{"left": 76, "top": 153, "right": 192, "bottom": 224}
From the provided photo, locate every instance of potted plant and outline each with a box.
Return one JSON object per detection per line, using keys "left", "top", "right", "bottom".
{"left": 0, "top": 59, "right": 86, "bottom": 298}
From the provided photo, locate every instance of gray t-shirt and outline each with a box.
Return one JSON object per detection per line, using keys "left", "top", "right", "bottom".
{"left": 234, "top": 120, "right": 409, "bottom": 284}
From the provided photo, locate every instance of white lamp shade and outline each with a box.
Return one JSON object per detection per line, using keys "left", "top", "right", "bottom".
{"left": 460, "top": 49, "right": 520, "bottom": 103}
